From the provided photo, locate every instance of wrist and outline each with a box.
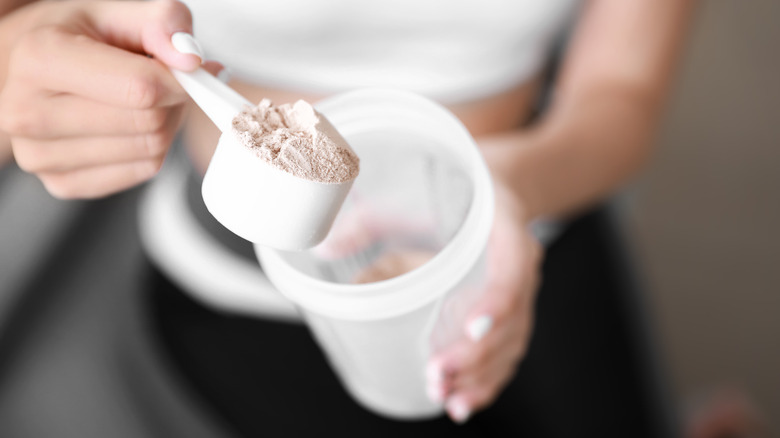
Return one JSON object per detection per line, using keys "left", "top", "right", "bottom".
{"left": 491, "top": 175, "right": 533, "bottom": 227}
{"left": 478, "top": 128, "right": 547, "bottom": 222}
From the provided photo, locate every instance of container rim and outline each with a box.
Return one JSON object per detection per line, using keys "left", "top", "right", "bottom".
{"left": 256, "top": 89, "right": 495, "bottom": 321}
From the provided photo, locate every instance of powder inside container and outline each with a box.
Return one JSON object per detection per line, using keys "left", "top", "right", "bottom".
{"left": 231, "top": 99, "right": 360, "bottom": 184}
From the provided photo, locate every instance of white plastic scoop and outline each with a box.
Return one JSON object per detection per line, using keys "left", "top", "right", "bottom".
{"left": 170, "top": 35, "right": 356, "bottom": 251}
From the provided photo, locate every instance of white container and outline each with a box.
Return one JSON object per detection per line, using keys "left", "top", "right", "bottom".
{"left": 256, "top": 89, "right": 495, "bottom": 420}
{"left": 202, "top": 129, "right": 353, "bottom": 250}
{"left": 172, "top": 67, "right": 354, "bottom": 251}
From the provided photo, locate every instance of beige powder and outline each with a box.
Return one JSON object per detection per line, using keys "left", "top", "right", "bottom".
{"left": 232, "top": 99, "right": 360, "bottom": 184}
{"left": 352, "top": 250, "right": 435, "bottom": 284}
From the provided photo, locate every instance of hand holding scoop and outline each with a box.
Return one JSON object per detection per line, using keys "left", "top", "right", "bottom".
{"left": 170, "top": 33, "right": 358, "bottom": 251}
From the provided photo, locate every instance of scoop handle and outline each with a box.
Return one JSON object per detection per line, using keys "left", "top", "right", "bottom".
{"left": 172, "top": 68, "right": 252, "bottom": 133}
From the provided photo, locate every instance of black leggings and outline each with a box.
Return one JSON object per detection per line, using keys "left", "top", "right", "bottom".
{"left": 144, "top": 206, "right": 676, "bottom": 438}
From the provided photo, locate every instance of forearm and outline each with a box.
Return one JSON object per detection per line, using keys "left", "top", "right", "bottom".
{"left": 482, "top": 91, "right": 658, "bottom": 221}
{"left": 482, "top": 0, "right": 697, "bottom": 221}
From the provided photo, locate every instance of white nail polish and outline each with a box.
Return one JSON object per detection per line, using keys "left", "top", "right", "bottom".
{"left": 448, "top": 398, "right": 471, "bottom": 424}
{"left": 425, "top": 383, "right": 444, "bottom": 403}
{"left": 171, "top": 32, "right": 204, "bottom": 60}
{"left": 467, "top": 315, "right": 493, "bottom": 342}
{"left": 426, "top": 363, "right": 442, "bottom": 385}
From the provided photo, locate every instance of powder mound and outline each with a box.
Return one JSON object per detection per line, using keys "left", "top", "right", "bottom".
{"left": 231, "top": 99, "right": 360, "bottom": 184}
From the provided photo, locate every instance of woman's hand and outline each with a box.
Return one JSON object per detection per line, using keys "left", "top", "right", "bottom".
{"left": 0, "top": 0, "right": 206, "bottom": 198}
{"left": 426, "top": 177, "right": 543, "bottom": 423}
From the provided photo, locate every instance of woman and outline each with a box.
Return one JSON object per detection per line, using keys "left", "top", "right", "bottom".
{"left": 0, "top": 0, "right": 696, "bottom": 432}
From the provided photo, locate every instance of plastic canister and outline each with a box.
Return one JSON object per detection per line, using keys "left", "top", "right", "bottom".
{"left": 256, "top": 89, "right": 494, "bottom": 419}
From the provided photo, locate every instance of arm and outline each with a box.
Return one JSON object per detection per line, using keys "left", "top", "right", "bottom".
{"left": 483, "top": 0, "right": 699, "bottom": 221}
{"left": 431, "top": 0, "right": 698, "bottom": 423}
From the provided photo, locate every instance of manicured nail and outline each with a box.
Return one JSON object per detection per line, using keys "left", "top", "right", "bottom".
{"left": 216, "top": 66, "right": 232, "bottom": 83}
{"left": 467, "top": 315, "right": 493, "bottom": 342}
{"left": 426, "top": 382, "right": 445, "bottom": 403}
{"left": 171, "top": 32, "right": 204, "bottom": 61}
{"left": 426, "top": 362, "right": 444, "bottom": 384}
{"left": 447, "top": 398, "right": 471, "bottom": 424}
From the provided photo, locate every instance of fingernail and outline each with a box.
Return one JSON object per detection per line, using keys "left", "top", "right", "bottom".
{"left": 426, "top": 362, "right": 443, "bottom": 384}
{"left": 426, "top": 383, "right": 445, "bottom": 403}
{"left": 447, "top": 398, "right": 471, "bottom": 424}
{"left": 171, "top": 32, "right": 204, "bottom": 61}
{"left": 467, "top": 315, "right": 493, "bottom": 342}
{"left": 216, "top": 66, "right": 232, "bottom": 83}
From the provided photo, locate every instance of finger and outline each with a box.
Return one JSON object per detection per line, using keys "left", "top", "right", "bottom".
{"left": 39, "top": 158, "right": 164, "bottom": 199}
{"left": 428, "top": 312, "right": 526, "bottom": 391}
{"left": 438, "top": 272, "right": 537, "bottom": 423}
{"left": 446, "top": 348, "right": 520, "bottom": 423}
{"left": 13, "top": 107, "right": 182, "bottom": 172}
{"left": 436, "top": 337, "right": 518, "bottom": 423}
{"left": 441, "top": 276, "right": 535, "bottom": 392}
{"left": 464, "top": 230, "right": 541, "bottom": 342}
{"left": 426, "top": 259, "right": 537, "bottom": 403}
{"left": 6, "top": 92, "right": 185, "bottom": 140}
{"left": 445, "top": 358, "right": 515, "bottom": 424}
{"left": 445, "top": 341, "right": 524, "bottom": 423}
{"left": 88, "top": 0, "right": 202, "bottom": 70}
{"left": 426, "top": 334, "right": 494, "bottom": 404}
{"left": 445, "top": 394, "right": 473, "bottom": 424}
{"left": 12, "top": 26, "right": 185, "bottom": 109}
{"left": 449, "top": 316, "right": 533, "bottom": 391}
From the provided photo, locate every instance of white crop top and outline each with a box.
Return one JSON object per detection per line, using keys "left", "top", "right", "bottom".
{"left": 182, "top": 0, "right": 581, "bottom": 103}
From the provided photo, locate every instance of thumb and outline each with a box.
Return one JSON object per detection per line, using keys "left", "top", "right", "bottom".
{"left": 88, "top": 0, "right": 202, "bottom": 71}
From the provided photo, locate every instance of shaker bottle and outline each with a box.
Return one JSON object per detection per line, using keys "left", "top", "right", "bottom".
{"left": 256, "top": 89, "right": 494, "bottom": 419}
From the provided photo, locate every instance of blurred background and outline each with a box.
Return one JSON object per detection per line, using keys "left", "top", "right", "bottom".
{"left": 624, "top": 0, "right": 780, "bottom": 433}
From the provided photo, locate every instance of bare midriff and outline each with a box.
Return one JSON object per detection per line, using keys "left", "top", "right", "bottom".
{"left": 182, "top": 75, "right": 542, "bottom": 175}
